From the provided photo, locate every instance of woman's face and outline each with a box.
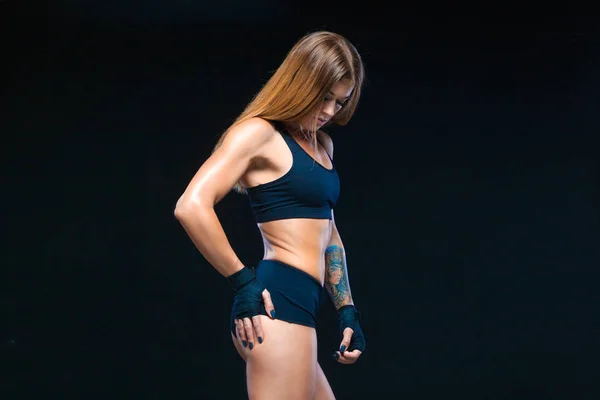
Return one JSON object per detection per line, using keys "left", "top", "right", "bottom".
{"left": 327, "top": 268, "right": 342, "bottom": 285}
{"left": 298, "top": 79, "right": 354, "bottom": 131}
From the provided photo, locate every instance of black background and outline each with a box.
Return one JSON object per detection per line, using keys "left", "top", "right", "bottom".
{"left": 3, "top": 2, "right": 600, "bottom": 399}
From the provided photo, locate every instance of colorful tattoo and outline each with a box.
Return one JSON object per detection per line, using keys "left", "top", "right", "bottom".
{"left": 325, "top": 245, "right": 352, "bottom": 309}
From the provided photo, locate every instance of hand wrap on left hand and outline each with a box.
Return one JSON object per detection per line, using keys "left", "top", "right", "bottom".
{"left": 337, "top": 304, "right": 366, "bottom": 352}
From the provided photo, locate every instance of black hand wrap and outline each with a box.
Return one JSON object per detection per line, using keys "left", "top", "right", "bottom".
{"left": 337, "top": 304, "right": 366, "bottom": 352}
{"left": 227, "top": 266, "right": 266, "bottom": 320}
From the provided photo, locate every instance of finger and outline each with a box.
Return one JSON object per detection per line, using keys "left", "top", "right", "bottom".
{"left": 339, "top": 327, "right": 354, "bottom": 353}
{"left": 332, "top": 351, "right": 352, "bottom": 364}
{"left": 340, "top": 349, "right": 362, "bottom": 362}
{"left": 262, "top": 289, "right": 276, "bottom": 319}
{"left": 243, "top": 317, "right": 255, "bottom": 350}
{"left": 333, "top": 350, "right": 361, "bottom": 364}
{"left": 235, "top": 319, "right": 247, "bottom": 348}
{"left": 252, "top": 315, "right": 264, "bottom": 344}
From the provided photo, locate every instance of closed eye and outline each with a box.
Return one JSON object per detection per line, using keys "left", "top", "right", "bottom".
{"left": 325, "top": 96, "right": 345, "bottom": 108}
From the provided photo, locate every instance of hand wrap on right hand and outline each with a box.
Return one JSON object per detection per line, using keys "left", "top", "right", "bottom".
{"left": 227, "top": 266, "right": 266, "bottom": 320}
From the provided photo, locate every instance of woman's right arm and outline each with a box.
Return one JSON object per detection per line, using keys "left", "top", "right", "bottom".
{"left": 174, "top": 118, "right": 274, "bottom": 277}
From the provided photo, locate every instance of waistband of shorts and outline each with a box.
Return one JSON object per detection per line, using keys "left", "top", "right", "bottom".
{"left": 257, "top": 259, "right": 324, "bottom": 288}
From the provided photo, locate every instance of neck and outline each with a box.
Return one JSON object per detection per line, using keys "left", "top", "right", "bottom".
{"left": 283, "top": 122, "right": 316, "bottom": 142}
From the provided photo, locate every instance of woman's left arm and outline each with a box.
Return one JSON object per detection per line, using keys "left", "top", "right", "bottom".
{"left": 318, "top": 130, "right": 355, "bottom": 310}
{"left": 326, "top": 211, "right": 366, "bottom": 364}
{"left": 325, "top": 212, "right": 354, "bottom": 310}
{"left": 318, "top": 130, "right": 365, "bottom": 362}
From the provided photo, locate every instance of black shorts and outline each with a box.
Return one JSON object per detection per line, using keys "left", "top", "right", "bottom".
{"left": 230, "top": 259, "right": 326, "bottom": 337}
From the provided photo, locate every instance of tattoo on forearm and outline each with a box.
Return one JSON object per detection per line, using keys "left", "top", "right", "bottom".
{"left": 325, "top": 245, "right": 352, "bottom": 309}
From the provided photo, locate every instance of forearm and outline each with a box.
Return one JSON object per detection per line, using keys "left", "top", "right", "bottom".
{"left": 175, "top": 204, "right": 244, "bottom": 277}
{"left": 324, "top": 243, "right": 354, "bottom": 310}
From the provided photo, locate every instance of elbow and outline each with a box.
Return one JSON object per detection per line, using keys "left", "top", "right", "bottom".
{"left": 174, "top": 196, "right": 185, "bottom": 219}
{"left": 173, "top": 204, "right": 187, "bottom": 221}
{"left": 174, "top": 195, "right": 211, "bottom": 221}
{"left": 174, "top": 200, "right": 193, "bottom": 221}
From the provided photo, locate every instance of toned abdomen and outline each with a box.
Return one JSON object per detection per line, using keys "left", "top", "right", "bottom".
{"left": 258, "top": 218, "right": 333, "bottom": 285}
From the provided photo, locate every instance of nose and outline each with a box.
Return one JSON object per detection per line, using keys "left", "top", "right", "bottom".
{"left": 322, "top": 100, "right": 335, "bottom": 117}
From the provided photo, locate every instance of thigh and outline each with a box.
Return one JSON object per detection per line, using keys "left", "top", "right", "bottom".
{"left": 315, "top": 362, "right": 336, "bottom": 400}
{"left": 231, "top": 315, "right": 318, "bottom": 400}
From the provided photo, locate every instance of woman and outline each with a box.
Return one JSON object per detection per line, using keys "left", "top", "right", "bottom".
{"left": 175, "top": 30, "right": 366, "bottom": 399}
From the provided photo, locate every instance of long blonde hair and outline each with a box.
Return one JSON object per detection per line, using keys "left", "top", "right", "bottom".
{"left": 213, "top": 30, "right": 365, "bottom": 194}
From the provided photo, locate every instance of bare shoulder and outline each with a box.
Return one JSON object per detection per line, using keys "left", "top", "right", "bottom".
{"left": 317, "top": 129, "right": 334, "bottom": 159}
{"left": 220, "top": 117, "right": 278, "bottom": 153}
